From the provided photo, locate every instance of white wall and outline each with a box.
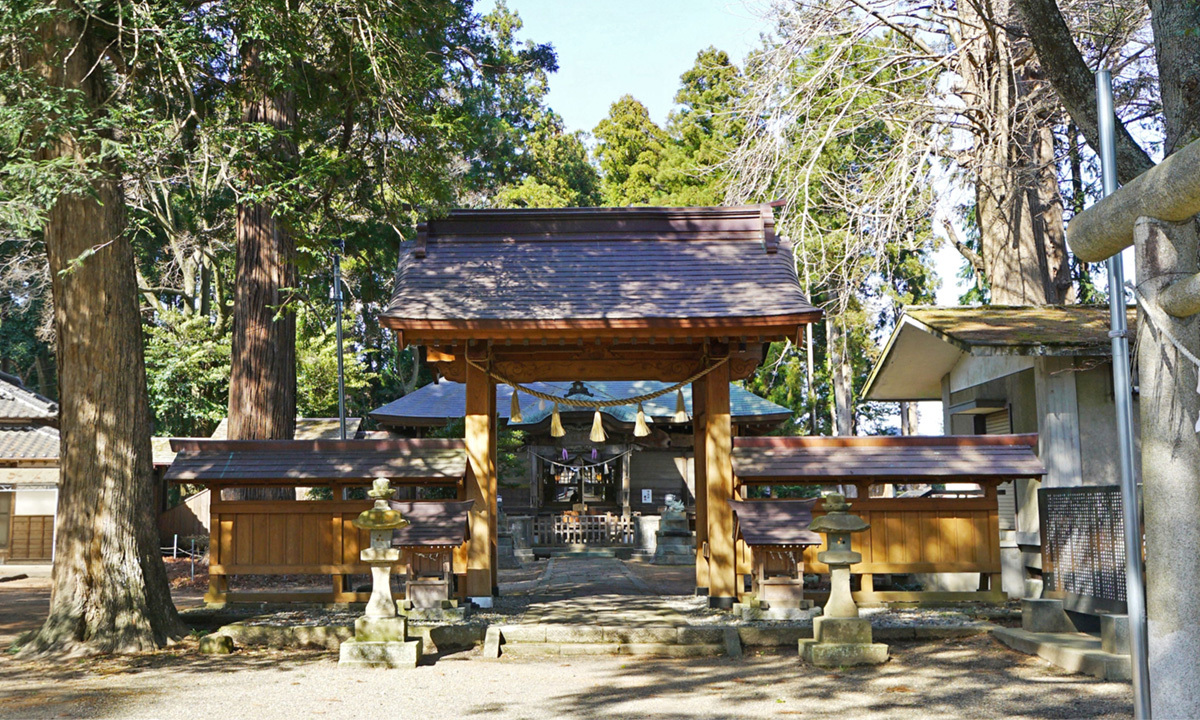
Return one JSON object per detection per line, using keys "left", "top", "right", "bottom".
{"left": 14, "top": 489, "right": 57, "bottom": 516}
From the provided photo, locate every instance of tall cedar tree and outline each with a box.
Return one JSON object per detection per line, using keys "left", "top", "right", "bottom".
{"left": 13, "top": 2, "right": 184, "bottom": 654}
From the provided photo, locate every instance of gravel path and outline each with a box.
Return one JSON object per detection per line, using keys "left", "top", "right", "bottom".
{"left": 0, "top": 635, "right": 1131, "bottom": 719}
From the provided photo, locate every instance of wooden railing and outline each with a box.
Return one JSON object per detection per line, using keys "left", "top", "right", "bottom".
{"left": 532, "top": 513, "right": 636, "bottom": 547}
{"left": 735, "top": 490, "right": 1004, "bottom": 604}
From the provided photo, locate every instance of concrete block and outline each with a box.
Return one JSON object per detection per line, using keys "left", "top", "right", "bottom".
{"left": 1101, "top": 614, "right": 1130, "bottom": 656}
{"left": 676, "top": 627, "right": 725, "bottom": 644}
{"left": 482, "top": 626, "right": 502, "bottom": 659}
{"left": 602, "top": 626, "right": 678, "bottom": 644}
{"left": 354, "top": 616, "right": 407, "bottom": 643}
{"left": 798, "top": 639, "right": 889, "bottom": 667}
{"left": 723, "top": 627, "right": 742, "bottom": 658}
{"left": 199, "top": 634, "right": 234, "bottom": 655}
{"left": 338, "top": 639, "right": 422, "bottom": 669}
{"left": 545, "top": 625, "right": 606, "bottom": 643}
{"left": 737, "top": 627, "right": 810, "bottom": 647}
{"left": 814, "top": 617, "right": 873, "bottom": 645}
{"left": 499, "top": 625, "right": 546, "bottom": 643}
{"left": 1022, "top": 598, "right": 1076, "bottom": 633}
{"left": 991, "top": 627, "right": 1130, "bottom": 681}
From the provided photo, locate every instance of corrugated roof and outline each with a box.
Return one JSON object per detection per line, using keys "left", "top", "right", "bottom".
{"left": 733, "top": 435, "right": 1046, "bottom": 482}
{"left": 0, "top": 425, "right": 59, "bottom": 461}
{"left": 0, "top": 374, "right": 57, "bottom": 424}
{"left": 370, "top": 380, "right": 792, "bottom": 428}
{"left": 382, "top": 205, "right": 819, "bottom": 330}
{"left": 905, "top": 305, "right": 1136, "bottom": 352}
{"left": 165, "top": 439, "right": 467, "bottom": 485}
{"left": 730, "top": 499, "right": 822, "bottom": 547}
{"left": 390, "top": 500, "right": 473, "bottom": 547}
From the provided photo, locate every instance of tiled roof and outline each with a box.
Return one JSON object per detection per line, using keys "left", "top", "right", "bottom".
{"left": 0, "top": 373, "right": 57, "bottom": 424}
{"left": 383, "top": 205, "right": 819, "bottom": 326}
{"left": 390, "top": 501, "right": 473, "bottom": 547}
{"left": 370, "top": 380, "right": 792, "bottom": 428}
{"left": 904, "top": 305, "right": 1136, "bottom": 352}
{"left": 729, "top": 499, "right": 822, "bottom": 547}
{"left": 0, "top": 425, "right": 60, "bottom": 460}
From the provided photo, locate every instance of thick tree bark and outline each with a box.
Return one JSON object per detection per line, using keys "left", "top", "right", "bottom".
{"left": 1012, "top": 0, "right": 1156, "bottom": 184}
{"left": 20, "top": 5, "right": 184, "bottom": 655}
{"left": 1149, "top": 0, "right": 1200, "bottom": 156}
{"left": 226, "top": 41, "right": 298, "bottom": 501}
{"left": 958, "top": 0, "right": 1073, "bottom": 305}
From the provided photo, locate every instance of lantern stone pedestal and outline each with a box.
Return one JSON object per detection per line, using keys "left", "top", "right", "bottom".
{"left": 797, "top": 494, "right": 888, "bottom": 667}
{"left": 338, "top": 479, "right": 423, "bottom": 669}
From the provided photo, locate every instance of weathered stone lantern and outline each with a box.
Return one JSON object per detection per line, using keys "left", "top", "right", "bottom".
{"left": 338, "top": 477, "right": 423, "bottom": 668}
{"left": 799, "top": 493, "right": 888, "bottom": 666}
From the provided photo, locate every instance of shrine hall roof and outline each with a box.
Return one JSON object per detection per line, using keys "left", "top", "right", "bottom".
{"left": 381, "top": 205, "right": 820, "bottom": 340}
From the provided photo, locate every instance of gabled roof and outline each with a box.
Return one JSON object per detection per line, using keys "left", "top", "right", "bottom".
{"left": 370, "top": 380, "right": 792, "bottom": 429}
{"left": 0, "top": 372, "right": 57, "bottom": 426}
{"left": 733, "top": 435, "right": 1045, "bottom": 482}
{"left": 381, "top": 205, "right": 821, "bottom": 342}
{"left": 0, "top": 425, "right": 60, "bottom": 461}
{"left": 729, "top": 499, "right": 822, "bottom": 547}
{"left": 390, "top": 500, "right": 473, "bottom": 547}
{"left": 862, "top": 305, "right": 1135, "bottom": 401}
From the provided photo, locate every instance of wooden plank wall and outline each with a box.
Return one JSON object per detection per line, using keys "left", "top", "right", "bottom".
{"left": 10, "top": 515, "right": 54, "bottom": 561}
{"left": 738, "top": 489, "right": 1004, "bottom": 604}
{"left": 157, "top": 489, "right": 211, "bottom": 541}
{"left": 206, "top": 498, "right": 434, "bottom": 604}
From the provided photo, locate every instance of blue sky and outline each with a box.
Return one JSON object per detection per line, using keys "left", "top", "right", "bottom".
{"left": 481, "top": 0, "right": 766, "bottom": 133}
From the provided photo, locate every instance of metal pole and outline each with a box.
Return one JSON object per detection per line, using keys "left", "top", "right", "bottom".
{"left": 1096, "top": 67, "right": 1151, "bottom": 720}
{"left": 332, "top": 251, "right": 347, "bottom": 441}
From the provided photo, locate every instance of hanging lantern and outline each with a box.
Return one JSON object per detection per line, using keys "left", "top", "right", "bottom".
{"left": 590, "top": 409, "right": 607, "bottom": 442}
{"left": 634, "top": 402, "right": 651, "bottom": 437}
{"left": 673, "top": 388, "right": 688, "bottom": 423}
{"left": 550, "top": 403, "right": 565, "bottom": 438}
{"left": 539, "top": 398, "right": 547, "bottom": 411}
{"left": 509, "top": 386, "right": 523, "bottom": 424}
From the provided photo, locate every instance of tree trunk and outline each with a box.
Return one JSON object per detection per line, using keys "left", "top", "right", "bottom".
{"left": 226, "top": 41, "right": 298, "bottom": 501}
{"left": 825, "top": 318, "right": 854, "bottom": 436}
{"left": 900, "top": 402, "right": 918, "bottom": 435}
{"left": 1149, "top": 0, "right": 1200, "bottom": 157}
{"left": 959, "top": 0, "right": 1073, "bottom": 306}
{"left": 20, "top": 5, "right": 183, "bottom": 655}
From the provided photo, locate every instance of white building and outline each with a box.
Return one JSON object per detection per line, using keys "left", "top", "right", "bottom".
{"left": 0, "top": 372, "right": 59, "bottom": 564}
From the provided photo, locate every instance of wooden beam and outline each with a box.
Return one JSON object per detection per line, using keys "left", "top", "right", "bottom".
{"left": 693, "top": 373, "right": 709, "bottom": 594}
{"left": 464, "top": 358, "right": 497, "bottom": 599}
{"left": 705, "top": 358, "right": 735, "bottom": 608}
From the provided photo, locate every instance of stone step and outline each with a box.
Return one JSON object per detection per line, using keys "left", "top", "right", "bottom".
{"left": 486, "top": 624, "right": 735, "bottom": 658}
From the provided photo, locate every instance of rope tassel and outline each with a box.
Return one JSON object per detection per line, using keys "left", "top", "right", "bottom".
{"left": 634, "top": 402, "right": 651, "bottom": 437}
{"left": 673, "top": 388, "right": 688, "bottom": 423}
{"left": 590, "top": 410, "right": 607, "bottom": 442}
{"left": 509, "top": 386, "right": 523, "bottom": 424}
{"left": 550, "top": 403, "right": 565, "bottom": 438}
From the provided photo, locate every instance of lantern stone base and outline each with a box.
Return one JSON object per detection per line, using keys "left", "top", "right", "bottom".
{"left": 338, "top": 638, "right": 423, "bottom": 669}
{"left": 354, "top": 616, "right": 408, "bottom": 642}
{"left": 798, "top": 617, "right": 888, "bottom": 667}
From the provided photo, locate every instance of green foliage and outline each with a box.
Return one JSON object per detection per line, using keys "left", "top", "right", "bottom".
{"left": 143, "top": 312, "right": 231, "bottom": 437}
{"left": 493, "top": 111, "right": 600, "bottom": 208}
{"left": 593, "top": 95, "right": 667, "bottom": 205}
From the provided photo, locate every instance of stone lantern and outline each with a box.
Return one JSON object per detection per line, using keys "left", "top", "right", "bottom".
{"left": 338, "top": 477, "right": 423, "bottom": 668}
{"left": 798, "top": 493, "right": 888, "bottom": 667}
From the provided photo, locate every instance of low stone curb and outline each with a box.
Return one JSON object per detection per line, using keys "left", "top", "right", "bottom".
{"left": 214, "top": 622, "right": 487, "bottom": 655}
{"left": 991, "top": 626, "right": 1131, "bottom": 681}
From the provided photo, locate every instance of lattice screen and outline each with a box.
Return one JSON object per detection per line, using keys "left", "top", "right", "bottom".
{"left": 1041, "top": 486, "right": 1128, "bottom": 606}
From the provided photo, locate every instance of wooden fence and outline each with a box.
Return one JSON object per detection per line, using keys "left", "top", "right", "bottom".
{"left": 207, "top": 498, "right": 399, "bottom": 604}
{"left": 158, "top": 489, "right": 210, "bottom": 542}
{"left": 735, "top": 488, "right": 1004, "bottom": 604}
{"left": 532, "top": 513, "right": 636, "bottom": 547}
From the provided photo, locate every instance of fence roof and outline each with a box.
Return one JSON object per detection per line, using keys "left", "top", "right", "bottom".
{"left": 733, "top": 434, "right": 1045, "bottom": 483}
{"left": 165, "top": 439, "right": 467, "bottom": 485}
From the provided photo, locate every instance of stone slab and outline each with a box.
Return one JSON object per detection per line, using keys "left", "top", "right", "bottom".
{"left": 355, "top": 616, "right": 407, "bottom": 643}
{"left": 814, "top": 617, "right": 873, "bottom": 645}
{"left": 676, "top": 627, "right": 725, "bottom": 644}
{"left": 602, "top": 626, "right": 679, "bottom": 644}
{"left": 723, "top": 628, "right": 742, "bottom": 658}
{"left": 559, "top": 643, "right": 622, "bottom": 656}
{"left": 1022, "top": 598, "right": 1076, "bottom": 633}
{"left": 409, "top": 624, "right": 486, "bottom": 654}
{"left": 738, "top": 627, "right": 810, "bottom": 647}
{"left": 482, "top": 626, "right": 502, "bottom": 659}
{"left": 499, "top": 625, "right": 547, "bottom": 643}
{"left": 216, "top": 623, "right": 353, "bottom": 651}
{"left": 798, "top": 639, "right": 889, "bottom": 667}
{"left": 618, "top": 643, "right": 725, "bottom": 657}
{"left": 992, "top": 627, "right": 1131, "bottom": 681}
{"left": 338, "top": 639, "right": 422, "bottom": 669}
{"left": 545, "top": 625, "right": 607, "bottom": 643}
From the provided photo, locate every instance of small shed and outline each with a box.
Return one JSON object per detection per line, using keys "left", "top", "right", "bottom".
{"left": 390, "top": 500, "right": 473, "bottom": 608}
{"left": 729, "top": 499, "right": 821, "bottom": 609}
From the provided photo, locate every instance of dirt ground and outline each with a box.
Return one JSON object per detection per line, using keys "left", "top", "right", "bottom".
{"left": 0, "top": 569, "right": 1132, "bottom": 720}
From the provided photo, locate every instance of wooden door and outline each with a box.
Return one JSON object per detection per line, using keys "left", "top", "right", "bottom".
{"left": 10, "top": 515, "right": 54, "bottom": 561}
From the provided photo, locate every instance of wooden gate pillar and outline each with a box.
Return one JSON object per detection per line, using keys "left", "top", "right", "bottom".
{"left": 465, "top": 355, "right": 497, "bottom": 599}
{"left": 692, "top": 375, "right": 709, "bottom": 594}
{"left": 705, "top": 359, "right": 736, "bottom": 608}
